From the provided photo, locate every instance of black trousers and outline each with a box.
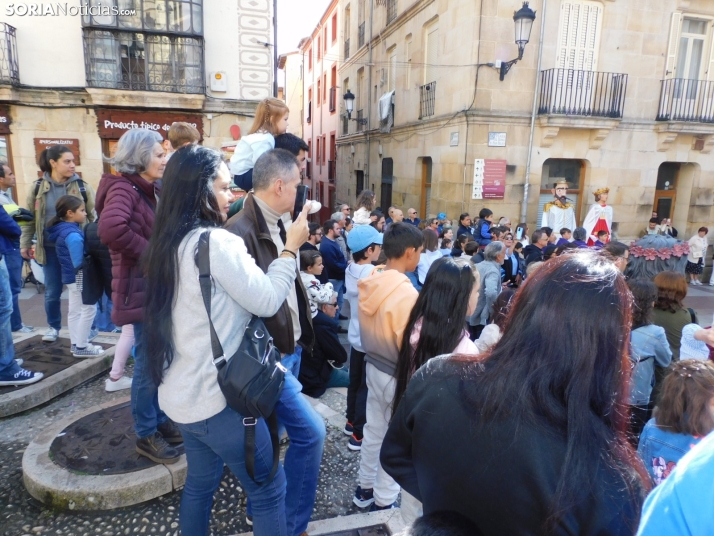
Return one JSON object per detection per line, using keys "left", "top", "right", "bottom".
{"left": 346, "top": 348, "right": 368, "bottom": 439}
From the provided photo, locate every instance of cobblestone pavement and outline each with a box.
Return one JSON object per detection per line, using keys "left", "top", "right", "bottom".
{"left": 0, "top": 356, "right": 367, "bottom": 536}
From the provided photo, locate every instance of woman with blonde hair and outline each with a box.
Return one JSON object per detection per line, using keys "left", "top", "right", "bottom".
{"left": 229, "top": 97, "right": 290, "bottom": 191}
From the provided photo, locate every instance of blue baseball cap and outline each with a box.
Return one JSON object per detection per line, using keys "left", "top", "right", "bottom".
{"left": 347, "top": 224, "right": 383, "bottom": 253}
{"left": 437, "top": 212, "right": 447, "bottom": 220}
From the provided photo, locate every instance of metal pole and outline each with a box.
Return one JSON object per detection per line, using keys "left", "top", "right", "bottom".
{"left": 273, "top": 0, "right": 278, "bottom": 97}
{"left": 520, "top": 0, "right": 547, "bottom": 225}
{"left": 366, "top": 0, "right": 373, "bottom": 191}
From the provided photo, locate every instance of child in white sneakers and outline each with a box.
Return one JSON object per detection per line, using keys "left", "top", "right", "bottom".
{"left": 46, "top": 195, "right": 104, "bottom": 357}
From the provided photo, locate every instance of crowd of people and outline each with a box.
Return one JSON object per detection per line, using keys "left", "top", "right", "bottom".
{"left": 1, "top": 95, "right": 714, "bottom": 535}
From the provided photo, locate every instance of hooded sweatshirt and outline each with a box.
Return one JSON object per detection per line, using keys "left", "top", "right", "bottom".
{"left": 358, "top": 268, "right": 418, "bottom": 376}
{"left": 345, "top": 262, "right": 378, "bottom": 352}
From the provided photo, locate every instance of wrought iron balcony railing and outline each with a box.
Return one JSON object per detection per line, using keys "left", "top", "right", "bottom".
{"left": 419, "top": 81, "right": 436, "bottom": 119}
{"left": 656, "top": 78, "right": 714, "bottom": 123}
{"left": 328, "top": 160, "right": 336, "bottom": 183}
{"left": 538, "top": 68, "right": 627, "bottom": 118}
{"left": 0, "top": 23, "right": 20, "bottom": 86}
{"left": 84, "top": 29, "right": 205, "bottom": 94}
{"left": 358, "top": 22, "right": 365, "bottom": 48}
{"left": 356, "top": 109, "right": 364, "bottom": 131}
{"left": 329, "top": 86, "right": 336, "bottom": 112}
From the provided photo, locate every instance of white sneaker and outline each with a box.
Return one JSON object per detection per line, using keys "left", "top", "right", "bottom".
{"left": 72, "top": 343, "right": 105, "bottom": 358}
{"left": 42, "top": 327, "right": 59, "bottom": 342}
{"left": 14, "top": 325, "right": 36, "bottom": 333}
{"left": 105, "top": 375, "right": 132, "bottom": 392}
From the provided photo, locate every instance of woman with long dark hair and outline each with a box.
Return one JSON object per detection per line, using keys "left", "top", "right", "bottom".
{"left": 382, "top": 250, "right": 650, "bottom": 535}
{"left": 393, "top": 257, "right": 479, "bottom": 414}
{"left": 144, "top": 145, "right": 309, "bottom": 536}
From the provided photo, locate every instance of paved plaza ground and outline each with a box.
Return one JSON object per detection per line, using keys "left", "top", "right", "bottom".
{"left": 1, "top": 279, "right": 712, "bottom": 536}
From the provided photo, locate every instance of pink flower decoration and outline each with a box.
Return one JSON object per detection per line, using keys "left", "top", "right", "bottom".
{"left": 643, "top": 248, "right": 658, "bottom": 261}
{"left": 656, "top": 249, "right": 671, "bottom": 260}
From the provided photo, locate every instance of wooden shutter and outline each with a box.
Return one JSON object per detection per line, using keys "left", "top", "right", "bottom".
{"left": 707, "top": 20, "right": 714, "bottom": 80}
{"left": 425, "top": 24, "right": 438, "bottom": 83}
{"left": 665, "top": 13, "right": 683, "bottom": 78}
{"left": 556, "top": 1, "right": 602, "bottom": 71}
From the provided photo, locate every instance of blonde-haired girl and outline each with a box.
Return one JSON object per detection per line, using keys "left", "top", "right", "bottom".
{"left": 229, "top": 98, "right": 290, "bottom": 190}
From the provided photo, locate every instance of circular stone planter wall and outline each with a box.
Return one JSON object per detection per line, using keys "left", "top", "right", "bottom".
{"left": 23, "top": 397, "right": 187, "bottom": 511}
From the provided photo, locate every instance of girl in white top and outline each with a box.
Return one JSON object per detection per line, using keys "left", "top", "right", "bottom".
{"left": 352, "top": 189, "right": 376, "bottom": 226}
{"left": 229, "top": 98, "right": 289, "bottom": 189}
{"left": 143, "top": 145, "right": 310, "bottom": 536}
{"left": 686, "top": 227, "right": 708, "bottom": 285}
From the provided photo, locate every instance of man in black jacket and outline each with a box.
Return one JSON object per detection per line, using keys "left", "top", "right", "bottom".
{"left": 523, "top": 229, "right": 548, "bottom": 266}
{"left": 299, "top": 289, "right": 348, "bottom": 398}
{"left": 225, "top": 149, "right": 325, "bottom": 536}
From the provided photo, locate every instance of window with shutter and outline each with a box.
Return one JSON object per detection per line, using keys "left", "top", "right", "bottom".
{"left": 388, "top": 47, "right": 397, "bottom": 91}
{"left": 424, "top": 22, "right": 438, "bottom": 84}
{"left": 555, "top": 1, "right": 602, "bottom": 72}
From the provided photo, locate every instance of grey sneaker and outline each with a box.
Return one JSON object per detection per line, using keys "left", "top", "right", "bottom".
{"left": 72, "top": 343, "right": 105, "bottom": 358}
{"left": 42, "top": 327, "right": 59, "bottom": 342}
{"left": 14, "top": 325, "right": 36, "bottom": 333}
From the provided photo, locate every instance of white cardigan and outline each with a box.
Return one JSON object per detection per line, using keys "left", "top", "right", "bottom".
{"left": 158, "top": 228, "right": 296, "bottom": 424}
{"left": 687, "top": 234, "right": 707, "bottom": 264}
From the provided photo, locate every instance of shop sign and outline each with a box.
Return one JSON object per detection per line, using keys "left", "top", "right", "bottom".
{"left": 96, "top": 109, "right": 203, "bottom": 140}
{"left": 0, "top": 105, "right": 10, "bottom": 135}
{"left": 34, "top": 138, "right": 81, "bottom": 165}
{"left": 472, "top": 159, "right": 506, "bottom": 200}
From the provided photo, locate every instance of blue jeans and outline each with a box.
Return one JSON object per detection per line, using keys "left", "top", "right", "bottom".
{"left": 329, "top": 279, "right": 345, "bottom": 312}
{"left": 326, "top": 366, "right": 350, "bottom": 388}
{"left": 131, "top": 322, "right": 167, "bottom": 438}
{"left": 5, "top": 249, "right": 24, "bottom": 331}
{"left": 0, "top": 258, "right": 18, "bottom": 375}
{"left": 43, "top": 246, "right": 63, "bottom": 331}
{"left": 177, "top": 406, "right": 287, "bottom": 536}
{"left": 248, "top": 346, "right": 326, "bottom": 535}
{"left": 92, "top": 294, "right": 116, "bottom": 331}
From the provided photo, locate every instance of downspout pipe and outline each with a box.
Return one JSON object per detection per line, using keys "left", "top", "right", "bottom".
{"left": 520, "top": 0, "right": 547, "bottom": 225}
{"left": 273, "top": 0, "right": 278, "bottom": 97}
{"left": 366, "top": 0, "right": 374, "bottom": 192}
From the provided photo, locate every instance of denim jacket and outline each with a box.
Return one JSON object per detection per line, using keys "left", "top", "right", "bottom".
{"left": 637, "top": 418, "right": 702, "bottom": 486}
{"left": 629, "top": 324, "right": 672, "bottom": 406}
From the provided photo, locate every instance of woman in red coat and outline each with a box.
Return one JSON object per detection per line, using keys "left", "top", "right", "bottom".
{"left": 96, "top": 129, "right": 181, "bottom": 465}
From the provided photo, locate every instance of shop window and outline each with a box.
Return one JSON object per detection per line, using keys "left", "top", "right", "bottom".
{"left": 538, "top": 159, "right": 584, "bottom": 226}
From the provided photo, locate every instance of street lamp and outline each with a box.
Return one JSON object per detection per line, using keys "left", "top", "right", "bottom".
{"left": 499, "top": 1, "right": 536, "bottom": 81}
{"left": 343, "top": 90, "right": 368, "bottom": 124}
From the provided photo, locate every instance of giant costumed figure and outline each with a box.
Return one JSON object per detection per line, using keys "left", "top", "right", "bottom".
{"left": 540, "top": 180, "right": 576, "bottom": 239}
{"left": 582, "top": 187, "right": 613, "bottom": 246}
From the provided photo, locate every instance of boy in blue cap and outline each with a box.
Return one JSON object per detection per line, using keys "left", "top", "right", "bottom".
{"left": 344, "top": 225, "right": 383, "bottom": 451}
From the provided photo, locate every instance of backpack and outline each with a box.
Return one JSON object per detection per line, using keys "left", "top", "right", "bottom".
{"left": 34, "top": 178, "right": 88, "bottom": 204}
{"left": 81, "top": 220, "right": 112, "bottom": 305}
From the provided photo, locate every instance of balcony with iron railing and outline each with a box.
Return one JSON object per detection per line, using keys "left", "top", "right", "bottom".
{"left": 344, "top": 39, "right": 350, "bottom": 59}
{"left": 358, "top": 22, "right": 365, "bottom": 48}
{"left": 538, "top": 68, "right": 627, "bottom": 118}
{"left": 656, "top": 78, "right": 714, "bottom": 123}
{"left": 83, "top": 29, "right": 205, "bottom": 94}
{"left": 329, "top": 86, "right": 336, "bottom": 112}
{"left": 328, "top": 160, "right": 336, "bottom": 183}
{"left": 0, "top": 23, "right": 20, "bottom": 86}
{"left": 419, "top": 81, "right": 436, "bottom": 119}
{"left": 356, "top": 109, "right": 364, "bottom": 131}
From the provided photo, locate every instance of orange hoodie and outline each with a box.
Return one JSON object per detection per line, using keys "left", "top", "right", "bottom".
{"left": 358, "top": 268, "right": 419, "bottom": 376}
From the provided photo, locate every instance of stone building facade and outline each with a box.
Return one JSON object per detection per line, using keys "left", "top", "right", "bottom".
{"left": 0, "top": 0, "right": 274, "bottom": 203}
{"left": 301, "top": 0, "right": 342, "bottom": 222}
{"left": 335, "top": 0, "right": 714, "bottom": 240}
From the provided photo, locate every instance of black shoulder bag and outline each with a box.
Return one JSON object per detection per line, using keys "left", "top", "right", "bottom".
{"left": 197, "top": 231, "right": 286, "bottom": 485}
